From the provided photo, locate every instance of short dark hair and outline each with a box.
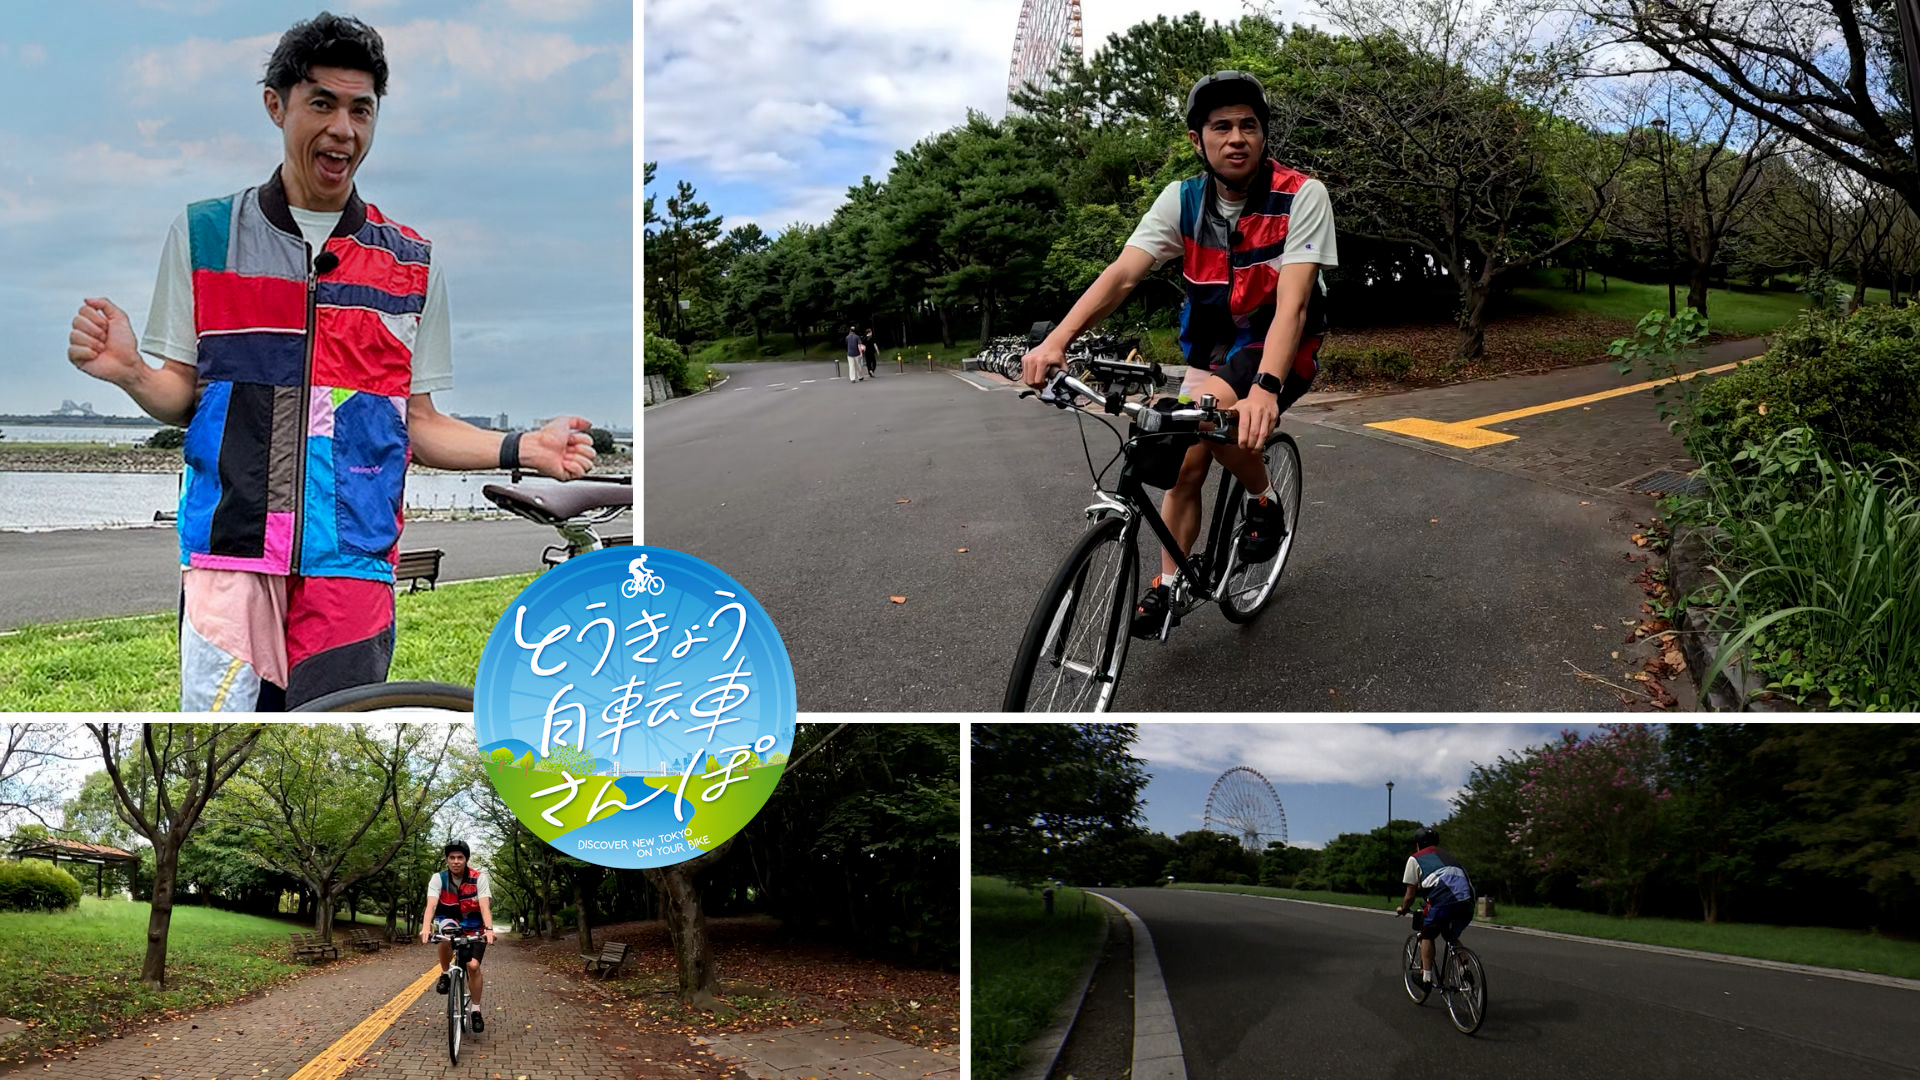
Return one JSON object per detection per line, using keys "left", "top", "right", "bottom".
{"left": 262, "top": 12, "right": 390, "bottom": 101}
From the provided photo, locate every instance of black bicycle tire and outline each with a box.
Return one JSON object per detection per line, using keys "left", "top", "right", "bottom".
{"left": 1003, "top": 515, "right": 1136, "bottom": 712}
{"left": 448, "top": 968, "right": 462, "bottom": 1064}
{"left": 1219, "top": 431, "right": 1301, "bottom": 623}
{"left": 1402, "top": 933, "right": 1430, "bottom": 1004}
{"left": 1446, "top": 945, "right": 1486, "bottom": 1034}
{"left": 295, "top": 681, "right": 475, "bottom": 713}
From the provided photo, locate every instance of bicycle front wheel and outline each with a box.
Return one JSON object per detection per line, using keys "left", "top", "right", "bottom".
{"left": 448, "top": 972, "right": 463, "bottom": 1064}
{"left": 1219, "top": 432, "right": 1302, "bottom": 623}
{"left": 295, "top": 681, "right": 474, "bottom": 713}
{"left": 1444, "top": 945, "right": 1486, "bottom": 1034}
{"left": 1003, "top": 514, "right": 1137, "bottom": 712}
{"left": 1402, "top": 934, "right": 1430, "bottom": 1004}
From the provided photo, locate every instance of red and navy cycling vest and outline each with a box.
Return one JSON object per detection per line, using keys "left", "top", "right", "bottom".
{"left": 435, "top": 869, "right": 485, "bottom": 931}
{"left": 1177, "top": 159, "right": 1328, "bottom": 374}
{"left": 179, "top": 167, "right": 429, "bottom": 583}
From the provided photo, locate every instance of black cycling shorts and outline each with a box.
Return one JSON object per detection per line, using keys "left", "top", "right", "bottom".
{"left": 450, "top": 939, "right": 487, "bottom": 965}
{"left": 1188, "top": 335, "right": 1322, "bottom": 410}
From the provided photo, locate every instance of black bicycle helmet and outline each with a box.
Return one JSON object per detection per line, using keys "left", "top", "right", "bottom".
{"left": 444, "top": 839, "right": 471, "bottom": 857}
{"left": 1185, "top": 70, "right": 1271, "bottom": 136}
{"left": 1414, "top": 827, "right": 1440, "bottom": 850}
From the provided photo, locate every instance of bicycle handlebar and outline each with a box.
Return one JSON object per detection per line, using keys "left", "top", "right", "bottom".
{"left": 983, "top": 353, "right": 1238, "bottom": 439}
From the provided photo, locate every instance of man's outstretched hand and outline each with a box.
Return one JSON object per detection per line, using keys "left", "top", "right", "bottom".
{"left": 521, "top": 415, "right": 598, "bottom": 480}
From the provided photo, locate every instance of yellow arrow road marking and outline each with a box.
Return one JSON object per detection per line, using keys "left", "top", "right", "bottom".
{"left": 1365, "top": 356, "right": 1760, "bottom": 449}
{"left": 287, "top": 965, "right": 441, "bottom": 1080}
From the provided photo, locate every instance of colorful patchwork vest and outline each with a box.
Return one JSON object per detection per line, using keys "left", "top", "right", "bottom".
{"left": 435, "top": 869, "right": 485, "bottom": 931}
{"left": 180, "top": 167, "right": 428, "bottom": 583}
{"left": 1177, "top": 159, "right": 1328, "bottom": 372}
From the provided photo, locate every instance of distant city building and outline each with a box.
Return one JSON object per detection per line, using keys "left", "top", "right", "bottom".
{"left": 495, "top": 413, "right": 511, "bottom": 431}
{"left": 451, "top": 413, "right": 498, "bottom": 430}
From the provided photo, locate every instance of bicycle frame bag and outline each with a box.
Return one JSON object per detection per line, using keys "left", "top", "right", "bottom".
{"left": 1127, "top": 397, "right": 1199, "bottom": 488}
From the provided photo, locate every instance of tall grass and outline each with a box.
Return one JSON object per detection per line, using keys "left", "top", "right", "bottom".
{"left": 971, "top": 877, "right": 1106, "bottom": 1080}
{"left": 1681, "top": 429, "right": 1920, "bottom": 709}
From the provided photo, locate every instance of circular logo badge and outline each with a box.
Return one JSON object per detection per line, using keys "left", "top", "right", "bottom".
{"left": 474, "top": 547, "right": 796, "bottom": 868}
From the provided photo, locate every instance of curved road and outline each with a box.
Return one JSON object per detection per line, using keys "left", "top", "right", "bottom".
{"left": 1097, "top": 887, "right": 1919, "bottom": 1079}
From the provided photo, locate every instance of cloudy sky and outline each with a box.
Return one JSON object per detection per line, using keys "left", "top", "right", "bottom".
{"left": 1133, "top": 723, "right": 1600, "bottom": 848}
{"left": 642, "top": 0, "right": 1309, "bottom": 233}
{"left": 2, "top": 0, "right": 631, "bottom": 429}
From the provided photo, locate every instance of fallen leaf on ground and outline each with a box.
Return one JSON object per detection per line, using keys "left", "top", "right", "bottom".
{"left": 895, "top": 498, "right": 911, "bottom": 504}
{"left": 955, "top": 548, "right": 968, "bottom": 553}
{"left": 889, "top": 596, "right": 907, "bottom": 604}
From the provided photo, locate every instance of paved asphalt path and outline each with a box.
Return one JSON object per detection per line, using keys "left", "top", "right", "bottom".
{"left": 644, "top": 361, "right": 1663, "bottom": 711}
{"left": 0, "top": 517, "right": 573, "bottom": 630}
{"left": 1099, "top": 888, "right": 1920, "bottom": 1079}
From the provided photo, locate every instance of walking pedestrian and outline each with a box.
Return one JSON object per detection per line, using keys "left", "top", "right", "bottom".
{"left": 845, "top": 326, "right": 864, "bottom": 382}
{"left": 862, "top": 328, "right": 878, "bottom": 378}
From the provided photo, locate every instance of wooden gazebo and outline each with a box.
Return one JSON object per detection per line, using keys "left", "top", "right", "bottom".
{"left": 7, "top": 838, "right": 139, "bottom": 897}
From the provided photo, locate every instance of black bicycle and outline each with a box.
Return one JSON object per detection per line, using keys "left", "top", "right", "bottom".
{"left": 987, "top": 353, "right": 1302, "bottom": 712}
{"left": 429, "top": 920, "right": 484, "bottom": 1064}
{"left": 1399, "top": 906, "right": 1487, "bottom": 1034}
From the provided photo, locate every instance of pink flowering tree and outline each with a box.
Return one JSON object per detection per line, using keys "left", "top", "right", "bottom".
{"left": 1513, "top": 725, "right": 1672, "bottom": 917}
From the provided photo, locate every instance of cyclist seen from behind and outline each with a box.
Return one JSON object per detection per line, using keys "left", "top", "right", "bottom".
{"left": 1395, "top": 826, "right": 1475, "bottom": 987}
{"left": 1020, "top": 71, "right": 1338, "bottom": 636}
{"left": 420, "top": 840, "right": 496, "bottom": 1031}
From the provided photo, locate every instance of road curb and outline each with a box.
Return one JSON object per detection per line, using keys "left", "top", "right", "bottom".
{"left": 1668, "top": 525, "right": 1793, "bottom": 711}
{"left": 643, "top": 371, "right": 731, "bottom": 411}
{"left": 1011, "top": 898, "right": 1111, "bottom": 1080}
{"left": 1178, "top": 888, "right": 1920, "bottom": 992}
{"left": 1087, "top": 892, "right": 1187, "bottom": 1080}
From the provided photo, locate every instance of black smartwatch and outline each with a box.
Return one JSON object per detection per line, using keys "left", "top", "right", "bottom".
{"left": 1252, "top": 371, "right": 1285, "bottom": 396}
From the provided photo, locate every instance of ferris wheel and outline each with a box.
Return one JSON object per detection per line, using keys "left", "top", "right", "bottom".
{"left": 1203, "top": 766, "right": 1288, "bottom": 851}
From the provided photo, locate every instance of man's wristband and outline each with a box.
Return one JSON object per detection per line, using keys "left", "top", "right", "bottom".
{"left": 498, "top": 431, "right": 523, "bottom": 470}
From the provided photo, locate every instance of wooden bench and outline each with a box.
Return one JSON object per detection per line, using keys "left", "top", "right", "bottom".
{"left": 396, "top": 548, "right": 445, "bottom": 592}
{"left": 348, "top": 929, "right": 382, "bottom": 953}
{"left": 290, "top": 932, "right": 339, "bottom": 962}
{"left": 581, "top": 941, "right": 629, "bottom": 978}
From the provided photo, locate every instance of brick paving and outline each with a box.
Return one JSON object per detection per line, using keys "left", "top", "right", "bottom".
{"left": 2, "top": 935, "right": 644, "bottom": 1080}
{"left": 696, "top": 1022, "right": 959, "bottom": 1079}
{"left": 1296, "top": 338, "right": 1766, "bottom": 497}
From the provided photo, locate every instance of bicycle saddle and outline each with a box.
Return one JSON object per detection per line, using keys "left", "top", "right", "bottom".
{"left": 482, "top": 477, "right": 631, "bottom": 525}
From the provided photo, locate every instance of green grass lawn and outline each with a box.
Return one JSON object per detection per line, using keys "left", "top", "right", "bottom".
{"left": 1506, "top": 273, "right": 1890, "bottom": 338}
{"left": 0, "top": 573, "right": 535, "bottom": 710}
{"left": 0, "top": 897, "right": 377, "bottom": 1059}
{"left": 1172, "top": 883, "right": 1920, "bottom": 979}
{"left": 972, "top": 877, "right": 1107, "bottom": 1080}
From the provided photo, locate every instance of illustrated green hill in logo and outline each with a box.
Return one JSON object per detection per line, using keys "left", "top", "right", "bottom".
{"left": 485, "top": 747, "right": 786, "bottom": 853}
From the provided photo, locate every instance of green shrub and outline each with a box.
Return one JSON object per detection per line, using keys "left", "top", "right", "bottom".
{"left": 1693, "top": 305, "right": 1920, "bottom": 466}
{"left": 144, "top": 427, "right": 186, "bottom": 450}
{"left": 0, "top": 860, "right": 83, "bottom": 912}
{"left": 644, "top": 329, "right": 693, "bottom": 392}
{"left": 1316, "top": 346, "right": 1416, "bottom": 382}
{"left": 1676, "top": 428, "right": 1920, "bottom": 709}
{"left": 1360, "top": 347, "right": 1415, "bottom": 378}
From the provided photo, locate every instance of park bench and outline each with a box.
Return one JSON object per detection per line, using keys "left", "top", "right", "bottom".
{"left": 349, "top": 929, "right": 382, "bottom": 953}
{"left": 581, "top": 941, "right": 629, "bottom": 978}
{"left": 395, "top": 548, "right": 445, "bottom": 592}
{"left": 290, "top": 932, "right": 339, "bottom": 962}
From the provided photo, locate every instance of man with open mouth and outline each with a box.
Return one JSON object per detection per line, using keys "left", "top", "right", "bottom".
{"left": 65, "top": 12, "right": 600, "bottom": 710}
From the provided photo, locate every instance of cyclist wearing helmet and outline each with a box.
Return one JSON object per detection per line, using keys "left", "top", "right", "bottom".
{"left": 1395, "top": 826, "right": 1475, "bottom": 987}
{"left": 1020, "top": 70, "right": 1338, "bottom": 637}
{"left": 419, "top": 840, "right": 496, "bottom": 1031}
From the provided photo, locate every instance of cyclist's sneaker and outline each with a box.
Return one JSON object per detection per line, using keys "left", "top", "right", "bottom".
{"left": 470, "top": 1009, "right": 484, "bottom": 1032}
{"left": 436, "top": 973, "right": 450, "bottom": 995}
{"left": 1238, "top": 493, "right": 1284, "bottom": 563}
{"left": 1130, "top": 580, "right": 1179, "bottom": 639}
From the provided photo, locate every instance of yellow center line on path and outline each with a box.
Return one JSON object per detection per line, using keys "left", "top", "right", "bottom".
{"left": 1364, "top": 356, "right": 1761, "bottom": 449}
{"left": 286, "top": 965, "right": 440, "bottom": 1080}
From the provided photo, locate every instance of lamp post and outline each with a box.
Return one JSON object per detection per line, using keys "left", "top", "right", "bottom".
{"left": 1385, "top": 780, "right": 1394, "bottom": 837}
{"left": 1651, "top": 115, "right": 1676, "bottom": 319}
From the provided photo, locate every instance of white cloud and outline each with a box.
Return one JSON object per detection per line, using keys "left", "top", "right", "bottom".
{"left": 728, "top": 183, "right": 856, "bottom": 231}
{"left": 498, "top": 0, "right": 602, "bottom": 19}
{"left": 19, "top": 44, "right": 48, "bottom": 67}
{"left": 130, "top": 34, "right": 279, "bottom": 93}
{"left": 1135, "top": 724, "right": 1559, "bottom": 795}
{"left": 383, "top": 20, "right": 610, "bottom": 86}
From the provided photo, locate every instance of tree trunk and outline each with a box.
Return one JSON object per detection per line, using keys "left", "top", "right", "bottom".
{"left": 574, "top": 873, "right": 593, "bottom": 954}
{"left": 141, "top": 841, "right": 182, "bottom": 990}
{"left": 1851, "top": 264, "right": 1868, "bottom": 314}
{"left": 1454, "top": 282, "right": 1492, "bottom": 361}
{"left": 1687, "top": 264, "right": 1711, "bottom": 317}
{"left": 978, "top": 285, "right": 995, "bottom": 345}
{"left": 936, "top": 306, "right": 955, "bottom": 349}
{"left": 313, "top": 892, "right": 335, "bottom": 940}
{"left": 641, "top": 839, "right": 737, "bottom": 1010}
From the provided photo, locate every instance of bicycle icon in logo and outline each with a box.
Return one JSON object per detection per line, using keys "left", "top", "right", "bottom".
{"left": 621, "top": 555, "right": 667, "bottom": 598}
